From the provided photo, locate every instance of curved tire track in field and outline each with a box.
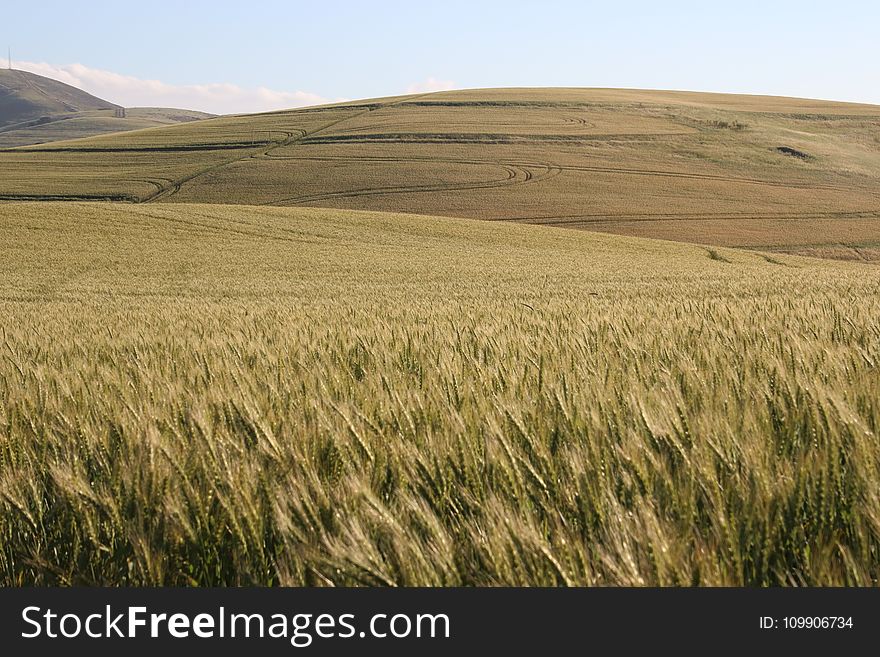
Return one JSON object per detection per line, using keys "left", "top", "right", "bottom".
{"left": 144, "top": 97, "right": 435, "bottom": 203}
{"left": 562, "top": 115, "right": 591, "bottom": 127}
{"left": 249, "top": 146, "right": 842, "bottom": 207}
{"left": 135, "top": 96, "right": 845, "bottom": 202}
{"left": 260, "top": 151, "right": 845, "bottom": 195}
{"left": 263, "top": 157, "right": 561, "bottom": 207}
{"left": 141, "top": 130, "right": 302, "bottom": 203}
{"left": 260, "top": 153, "right": 563, "bottom": 183}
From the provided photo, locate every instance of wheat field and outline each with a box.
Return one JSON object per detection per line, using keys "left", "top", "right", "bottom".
{"left": 2, "top": 202, "right": 879, "bottom": 585}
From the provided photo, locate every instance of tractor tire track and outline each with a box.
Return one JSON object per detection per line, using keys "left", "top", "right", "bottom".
{"left": 265, "top": 159, "right": 561, "bottom": 207}
{"left": 258, "top": 151, "right": 845, "bottom": 195}
{"left": 143, "top": 96, "right": 435, "bottom": 203}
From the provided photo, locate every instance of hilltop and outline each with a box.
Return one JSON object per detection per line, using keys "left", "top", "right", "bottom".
{"left": 1, "top": 87, "right": 879, "bottom": 259}
{"left": 0, "top": 68, "right": 118, "bottom": 125}
{"left": 0, "top": 69, "right": 212, "bottom": 146}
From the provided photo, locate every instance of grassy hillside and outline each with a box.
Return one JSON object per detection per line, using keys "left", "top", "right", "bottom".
{"left": 0, "top": 68, "right": 118, "bottom": 126}
{"left": 0, "top": 107, "right": 213, "bottom": 148}
{"left": 2, "top": 202, "right": 880, "bottom": 585}
{"left": 0, "top": 69, "right": 213, "bottom": 147}
{"left": 1, "top": 88, "right": 878, "bottom": 259}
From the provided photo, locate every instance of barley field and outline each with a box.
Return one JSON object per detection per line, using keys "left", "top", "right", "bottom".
{"left": 2, "top": 202, "right": 879, "bottom": 586}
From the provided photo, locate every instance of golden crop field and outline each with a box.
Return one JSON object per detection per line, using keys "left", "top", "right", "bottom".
{"left": 2, "top": 202, "right": 880, "bottom": 585}
{"left": 1, "top": 88, "right": 879, "bottom": 259}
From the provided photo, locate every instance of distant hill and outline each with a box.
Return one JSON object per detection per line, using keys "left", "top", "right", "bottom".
{"left": 0, "top": 69, "right": 213, "bottom": 146}
{"left": 0, "top": 106, "right": 215, "bottom": 148}
{"left": 0, "top": 68, "right": 118, "bottom": 125}
{"left": 1, "top": 87, "right": 879, "bottom": 260}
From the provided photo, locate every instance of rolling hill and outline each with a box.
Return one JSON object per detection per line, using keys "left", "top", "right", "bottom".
{"left": 4, "top": 201, "right": 880, "bottom": 585}
{"left": 0, "top": 68, "right": 118, "bottom": 125}
{"left": 0, "top": 69, "right": 212, "bottom": 147}
{"left": 1, "top": 87, "right": 879, "bottom": 260}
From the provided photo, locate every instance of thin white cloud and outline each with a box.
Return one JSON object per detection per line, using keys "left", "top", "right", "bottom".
{"left": 406, "top": 77, "right": 457, "bottom": 94}
{"left": 11, "top": 60, "right": 332, "bottom": 115}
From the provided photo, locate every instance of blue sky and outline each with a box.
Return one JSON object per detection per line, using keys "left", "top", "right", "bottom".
{"left": 4, "top": 1, "right": 879, "bottom": 113}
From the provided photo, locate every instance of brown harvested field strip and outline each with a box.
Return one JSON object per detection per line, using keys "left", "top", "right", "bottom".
{"left": 544, "top": 216, "right": 880, "bottom": 258}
